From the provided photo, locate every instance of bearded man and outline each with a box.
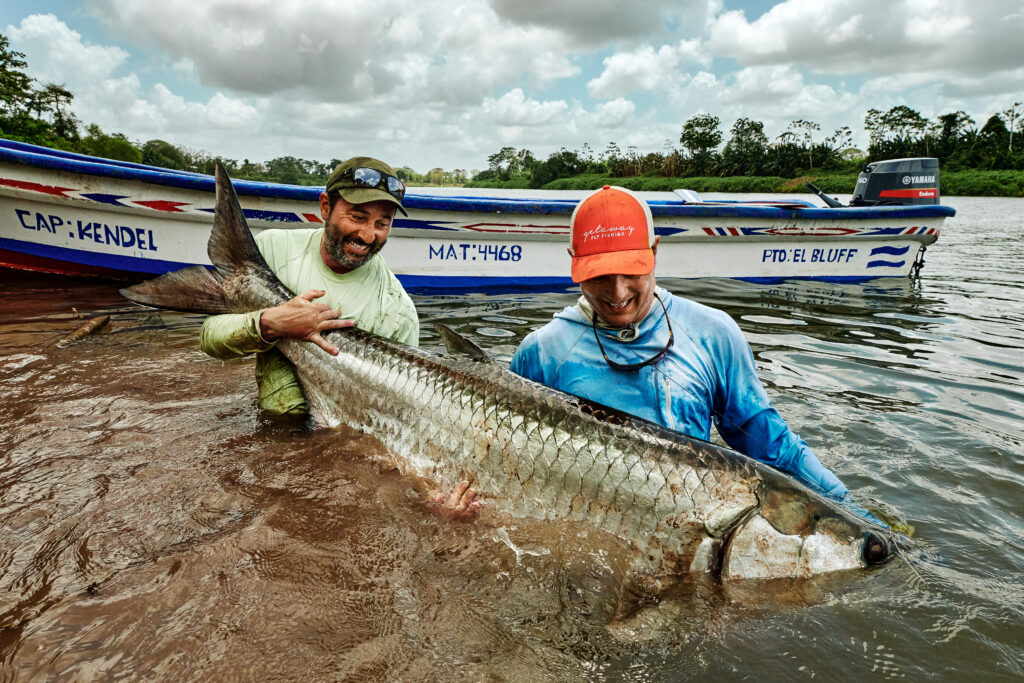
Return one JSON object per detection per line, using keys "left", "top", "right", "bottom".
{"left": 200, "top": 156, "right": 418, "bottom": 417}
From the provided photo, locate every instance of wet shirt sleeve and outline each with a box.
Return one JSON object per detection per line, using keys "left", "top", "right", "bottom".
{"left": 199, "top": 311, "right": 277, "bottom": 359}
{"left": 711, "top": 315, "right": 850, "bottom": 501}
{"left": 199, "top": 311, "right": 307, "bottom": 416}
{"left": 254, "top": 347, "right": 308, "bottom": 416}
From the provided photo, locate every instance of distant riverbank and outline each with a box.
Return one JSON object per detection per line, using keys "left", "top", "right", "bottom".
{"left": 467, "top": 169, "right": 1024, "bottom": 197}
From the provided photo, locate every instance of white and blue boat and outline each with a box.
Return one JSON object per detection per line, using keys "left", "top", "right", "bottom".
{"left": 0, "top": 138, "right": 954, "bottom": 291}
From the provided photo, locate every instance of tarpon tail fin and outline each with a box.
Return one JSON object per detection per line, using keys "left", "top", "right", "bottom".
{"left": 206, "top": 163, "right": 275, "bottom": 281}
{"left": 121, "top": 164, "right": 286, "bottom": 314}
{"left": 120, "top": 265, "right": 231, "bottom": 313}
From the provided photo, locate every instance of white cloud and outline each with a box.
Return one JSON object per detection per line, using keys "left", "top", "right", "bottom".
{"left": 902, "top": 4, "right": 971, "bottom": 44}
{"left": 708, "top": 0, "right": 1024, "bottom": 77}
{"left": 6, "top": 13, "right": 129, "bottom": 86}
{"left": 487, "top": 0, "right": 712, "bottom": 45}
{"left": 386, "top": 14, "right": 423, "bottom": 47}
{"left": 171, "top": 58, "right": 197, "bottom": 79}
{"left": 587, "top": 39, "right": 707, "bottom": 98}
{"left": 483, "top": 89, "right": 568, "bottom": 126}
{"left": 7, "top": 14, "right": 265, "bottom": 144}
{"left": 91, "top": 0, "right": 582, "bottom": 106}
{"left": 594, "top": 98, "right": 637, "bottom": 127}
{"left": 689, "top": 71, "right": 718, "bottom": 89}
{"left": 722, "top": 65, "right": 804, "bottom": 103}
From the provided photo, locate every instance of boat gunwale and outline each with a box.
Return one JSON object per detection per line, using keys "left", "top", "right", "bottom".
{"left": 1, "top": 138, "right": 957, "bottom": 221}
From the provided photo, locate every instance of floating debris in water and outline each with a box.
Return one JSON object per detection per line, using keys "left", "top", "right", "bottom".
{"left": 50, "top": 315, "right": 110, "bottom": 349}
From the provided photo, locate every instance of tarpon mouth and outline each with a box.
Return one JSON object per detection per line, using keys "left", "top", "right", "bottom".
{"left": 719, "top": 511, "right": 892, "bottom": 580}
{"left": 715, "top": 474, "right": 895, "bottom": 580}
{"left": 121, "top": 164, "right": 896, "bottom": 588}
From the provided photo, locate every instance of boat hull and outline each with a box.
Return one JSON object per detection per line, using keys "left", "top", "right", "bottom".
{"left": 1, "top": 139, "right": 952, "bottom": 290}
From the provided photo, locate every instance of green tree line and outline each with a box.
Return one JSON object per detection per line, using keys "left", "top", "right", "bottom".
{"left": 472, "top": 103, "right": 1023, "bottom": 193}
{"left": 0, "top": 33, "right": 467, "bottom": 186}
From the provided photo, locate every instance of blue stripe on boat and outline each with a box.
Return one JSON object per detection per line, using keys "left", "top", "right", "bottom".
{"left": 0, "top": 236, "right": 198, "bottom": 274}
{"left": 866, "top": 259, "right": 907, "bottom": 269}
{"left": 396, "top": 273, "right": 907, "bottom": 293}
{"left": 80, "top": 193, "right": 131, "bottom": 207}
{"left": 870, "top": 245, "right": 911, "bottom": 256}
{"left": 392, "top": 218, "right": 460, "bottom": 231}
{"left": 397, "top": 274, "right": 574, "bottom": 293}
{"left": 1, "top": 236, "right": 914, "bottom": 289}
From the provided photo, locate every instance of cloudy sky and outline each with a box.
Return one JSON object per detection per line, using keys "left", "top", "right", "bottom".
{"left": 3, "top": 0, "right": 1023, "bottom": 173}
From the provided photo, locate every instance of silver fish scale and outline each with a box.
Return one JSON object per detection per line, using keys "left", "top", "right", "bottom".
{"left": 278, "top": 327, "right": 763, "bottom": 574}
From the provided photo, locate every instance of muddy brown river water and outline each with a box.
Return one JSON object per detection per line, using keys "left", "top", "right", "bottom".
{"left": 1, "top": 196, "right": 1022, "bottom": 680}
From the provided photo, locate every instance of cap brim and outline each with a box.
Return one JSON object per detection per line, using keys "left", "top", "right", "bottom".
{"left": 337, "top": 187, "right": 408, "bottom": 216}
{"left": 571, "top": 248, "right": 655, "bottom": 283}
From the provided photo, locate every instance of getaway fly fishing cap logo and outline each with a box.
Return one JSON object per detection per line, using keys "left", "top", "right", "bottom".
{"left": 582, "top": 223, "right": 636, "bottom": 243}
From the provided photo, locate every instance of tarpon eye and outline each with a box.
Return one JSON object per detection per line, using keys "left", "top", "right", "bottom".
{"left": 862, "top": 532, "right": 889, "bottom": 565}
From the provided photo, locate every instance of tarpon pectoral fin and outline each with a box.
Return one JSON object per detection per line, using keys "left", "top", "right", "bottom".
{"left": 434, "top": 323, "right": 499, "bottom": 364}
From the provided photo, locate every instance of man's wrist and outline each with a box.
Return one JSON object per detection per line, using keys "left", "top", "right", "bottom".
{"left": 256, "top": 309, "right": 278, "bottom": 343}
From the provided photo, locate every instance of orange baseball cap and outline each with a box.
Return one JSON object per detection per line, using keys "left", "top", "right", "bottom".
{"left": 568, "top": 185, "right": 656, "bottom": 283}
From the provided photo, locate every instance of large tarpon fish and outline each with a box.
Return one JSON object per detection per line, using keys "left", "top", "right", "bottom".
{"left": 121, "top": 166, "right": 894, "bottom": 584}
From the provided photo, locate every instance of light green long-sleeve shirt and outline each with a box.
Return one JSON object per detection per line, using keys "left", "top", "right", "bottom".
{"left": 200, "top": 228, "right": 419, "bottom": 415}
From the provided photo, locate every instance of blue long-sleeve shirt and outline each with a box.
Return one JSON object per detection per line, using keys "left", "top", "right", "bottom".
{"left": 510, "top": 288, "right": 850, "bottom": 501}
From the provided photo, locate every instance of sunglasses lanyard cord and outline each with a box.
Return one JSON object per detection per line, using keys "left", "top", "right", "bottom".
{"left": 590, "top": 293, "right": 774, "bottom": 455}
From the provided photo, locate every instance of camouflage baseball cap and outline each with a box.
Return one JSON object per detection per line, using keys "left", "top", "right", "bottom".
{"left": 324, "top": 156, "right": 407, "bottom": 216}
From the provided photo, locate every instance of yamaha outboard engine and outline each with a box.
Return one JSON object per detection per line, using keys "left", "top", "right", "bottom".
{"left": 851, "top": 157, "right": 940, "bottom": 206}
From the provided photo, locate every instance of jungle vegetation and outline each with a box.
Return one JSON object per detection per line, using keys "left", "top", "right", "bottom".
{"left": 471, "top": 108, "right": 1024, "bottom": 196}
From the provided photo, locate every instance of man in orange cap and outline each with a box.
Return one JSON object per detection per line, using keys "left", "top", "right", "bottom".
{"left": 511, "top": 185, "right": 855, "bottom": 504}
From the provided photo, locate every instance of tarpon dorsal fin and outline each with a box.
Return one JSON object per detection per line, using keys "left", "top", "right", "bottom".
{"left": 434, "top": 323, "right": 497, "bottom": 364}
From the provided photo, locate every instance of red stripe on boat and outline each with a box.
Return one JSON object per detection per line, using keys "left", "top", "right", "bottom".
{"left": 0, "top": 177, "right": 77, "bottom": 197}
{"left": 302, "top": 213, "right": 323, "bottom": 223}
{"left": 134, "top": 200, "right": 191, "bottom": 212}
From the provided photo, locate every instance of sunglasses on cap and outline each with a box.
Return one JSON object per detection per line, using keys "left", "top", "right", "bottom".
{"left": 339, "top": 167, "right": 406, "bottom": 202}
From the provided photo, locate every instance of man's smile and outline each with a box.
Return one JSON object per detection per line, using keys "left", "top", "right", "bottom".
{"left": 604, "top": 298, "right": 633, "bottom": 310}
{"left": 345, "top": 238, "right": 372, "bottom": 256}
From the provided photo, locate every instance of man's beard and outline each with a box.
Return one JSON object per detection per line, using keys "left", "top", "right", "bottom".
{"left": 325, "top": 229, "right": 385, "bottom": 270}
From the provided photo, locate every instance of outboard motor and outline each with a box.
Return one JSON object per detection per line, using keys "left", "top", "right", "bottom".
{"left": 850, "top": 157, "right": 940, "bottom": 206}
